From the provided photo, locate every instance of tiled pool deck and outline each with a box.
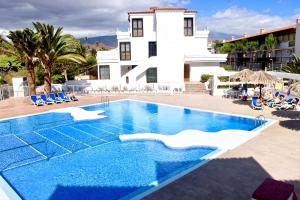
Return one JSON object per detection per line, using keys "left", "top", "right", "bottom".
{"left": 0, "top": 94, "right": 299, "bottom": 199}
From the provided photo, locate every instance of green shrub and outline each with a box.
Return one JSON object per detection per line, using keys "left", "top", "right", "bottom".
{"left": 222, "top": 64, "right": 234, "bottom": 71}
{"left": 201, "top": 74, "right": 213, "bottom": 83}
{"left": 218, "top": 76, "right": 229, "bottom": 82}
{"left": 52, "top": 74, "right": 65, "bottom": 84}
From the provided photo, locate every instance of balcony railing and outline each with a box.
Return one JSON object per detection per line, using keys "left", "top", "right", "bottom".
{"left": 97, "top": 49, "right": 119, "bottom": 62}
{"left": 116, "top": 30, "right": 131, "bottom": 40}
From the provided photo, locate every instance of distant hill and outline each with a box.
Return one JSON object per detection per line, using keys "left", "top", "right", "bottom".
{"left": 79, "top": 35, "right": 117, "bottom": 48}
{"left": 209, "top": 31, "right": 241, "bottom": 41}
{"left": 79, "top": 32, "right": 241, "bottom": 47}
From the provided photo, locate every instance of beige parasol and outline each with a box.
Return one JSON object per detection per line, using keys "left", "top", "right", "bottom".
{"left": 247, "top": 70, "right": 278, "bottom": 98}
{"left": 229, "top": 69, "right": 254, "bottom": 82}
{"left": 289, "top": 82, "right": 300, "bottom": 93}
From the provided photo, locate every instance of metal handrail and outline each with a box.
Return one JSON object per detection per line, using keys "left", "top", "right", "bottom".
{"left": 255, "top": 115, "right": 266, "bottom": 127}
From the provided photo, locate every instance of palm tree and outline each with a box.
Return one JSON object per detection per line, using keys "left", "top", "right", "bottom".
{"left": 283, "top": 54, "right": 300, "bottom": 74}
{"left": 6, "top": 29, "right": 40, "bottom": 95}
{"left": 260, "top": 34, "right": 277, "bottom": 53}
{"left": 33, "top": 22, "right": 85, "bottom": 94}
{"left": 246, "top": 41, "right": 259, "bottom": 51}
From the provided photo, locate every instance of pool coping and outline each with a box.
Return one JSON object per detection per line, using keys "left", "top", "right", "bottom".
{"left": 0, "top": 98, "right": 277, "bottom": 200}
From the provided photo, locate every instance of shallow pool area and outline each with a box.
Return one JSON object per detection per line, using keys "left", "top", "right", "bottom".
{"left": 0, "top": 100, "right": 268, "bottom": 200}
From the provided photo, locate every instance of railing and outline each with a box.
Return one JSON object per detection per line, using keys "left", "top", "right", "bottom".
{"left": 255, "top": 115, "right": 266, "bottom": 127}
{"left": 63, "top": 83, "right": 184, "bottom": 95}
{"left": 116, "top": 30, "right": 131, "bottom": 40}
{"left": 96, "top": 49, "right": 119, "bottom": 61}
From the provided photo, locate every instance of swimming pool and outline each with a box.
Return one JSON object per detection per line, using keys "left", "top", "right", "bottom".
{"left": 0, "top": 99, "right": 268, "bottom": 200}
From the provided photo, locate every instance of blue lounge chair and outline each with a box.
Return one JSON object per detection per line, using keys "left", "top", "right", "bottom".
{"left": 57, "top": 92, "right": 71, "bottom": 102}
{"left": 49, "top": 93, "right": 63, "bottom": 104}
{"left": 251, "top": 97, "right": 262, "bottom": 110}
{"left": 31, "top": 95, "right": 44, "bottom": 106}
{"left": 40, "top": 94, "right": 53, "bottom": 105}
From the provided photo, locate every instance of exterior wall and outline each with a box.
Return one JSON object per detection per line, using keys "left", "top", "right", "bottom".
{"left": 97, "top": 63, "right": 120, "bottom": 82}
{"left": 189, "top": 62, "right": 223, "bottom": 82}
{"left": 156, "top": 10, "right": 185, "bottom": 83}
{"left": 296, "top": 21, "right": 300, "bottom": 55}
{"left": 97, "top": 7, "right": 227, "bottom": 85}
{"left": 126, "top": 14, "right": 157, "bottom": 62}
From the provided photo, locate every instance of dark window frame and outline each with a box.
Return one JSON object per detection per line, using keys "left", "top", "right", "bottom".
{"left": 99, "top": 65, "right": 110, "bottom": 80}
{"left": 132, "top": 18, "right": 143, "bottom": 37}
{"left": 146, "top": 67, "right": 157, "bottom": 83}
{"left": 119, "top": 42, "right": 131, "bottom": 61}
{"left": 184, "top": 18, "right": 194, "bottom": 36}
{"left": 148, "top": 41, "right": 157, "bottom": 57}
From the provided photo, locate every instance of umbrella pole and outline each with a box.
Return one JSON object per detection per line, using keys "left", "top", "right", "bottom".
{"left": 259, "top": 84, "right": 262, "bottom": 100}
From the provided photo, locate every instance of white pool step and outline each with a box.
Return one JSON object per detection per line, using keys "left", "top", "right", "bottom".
{"left": 50, "top": 107, "right": 106, "bottom": 121}
{"left": 119, "top": 129, "right": 256, "bottom": 150}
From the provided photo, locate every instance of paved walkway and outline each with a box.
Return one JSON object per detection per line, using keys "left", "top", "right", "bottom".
{"left": 0, "top": 94, "right": 299, "bottom": 200}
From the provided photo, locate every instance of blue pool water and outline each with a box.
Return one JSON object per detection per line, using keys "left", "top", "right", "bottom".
{"left": 0, "top": 100, "right": 264, "bottom": 200}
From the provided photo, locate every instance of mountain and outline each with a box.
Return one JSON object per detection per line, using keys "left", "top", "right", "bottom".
{"left": 209, "top": 31, "right": 241, "bottom": 41}
{"left": 79, "top": 32, "right": 241, "bottom": 47}
{"left": 79, "top": 35, "right": 117, "bottom": 47}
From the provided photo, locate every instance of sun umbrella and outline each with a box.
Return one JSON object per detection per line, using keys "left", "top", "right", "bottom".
{"left": 229, "top": 69, "right": 254, "bottom": 82}
{"left": 247, "top": 70, "right": 277, "bottom": 98}
{"left": 289, "top": 82, "right": 300, "bottom": 93}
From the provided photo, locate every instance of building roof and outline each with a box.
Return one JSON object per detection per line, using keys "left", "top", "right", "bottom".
{"left": 223, "top": 25, "right": 296, "bottom": 43}
{"left": 128, "top": 6, "right": 197, "bottom": 15}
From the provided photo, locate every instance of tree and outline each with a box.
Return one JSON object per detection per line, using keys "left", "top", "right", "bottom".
{"left": 6, "top": 29, "right": 40, "bottom": 95}
{"left": 234, "top": 39, "right": 248, "bottom": 53}
{"left": 283, "top": 54, "right": 300, "bottom": 74}
{"left": 33, "top": 22, "right": 85, "bottom": 94}
{"left": 219, "top": 43, "right": 235, "bottom": 53}
{"left": 246, "top": 41, "right": 259, "bottom": 51}
{"left": 260, "top": 34, "right": 277, "bottom": 52}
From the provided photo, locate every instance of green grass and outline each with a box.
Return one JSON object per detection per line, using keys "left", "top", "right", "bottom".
{"left": 0, "top": 54, "right": 20, "bottom": 67}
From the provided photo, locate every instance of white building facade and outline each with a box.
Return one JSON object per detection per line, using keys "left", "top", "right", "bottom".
{"left": 96, "top": 7, "right": 227, "bottom": 87}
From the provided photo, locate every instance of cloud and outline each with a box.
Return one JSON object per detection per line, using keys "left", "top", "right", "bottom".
{"left": 199, "top": 6, "right": 298, "bottom": 35}
{"left": 0, "top": 0, "right": 190, "bottom": 38}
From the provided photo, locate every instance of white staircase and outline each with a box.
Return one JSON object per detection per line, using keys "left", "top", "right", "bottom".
{"left": 122, "top": 56, "right": 157, "bottom": 84}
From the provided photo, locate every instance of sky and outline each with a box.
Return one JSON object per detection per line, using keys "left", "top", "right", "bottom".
{"left": 0, "top": 0, "right": 299, "bottom": 38}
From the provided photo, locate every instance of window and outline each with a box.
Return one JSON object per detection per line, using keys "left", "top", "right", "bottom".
{"left": 132, "top": 18, "right": 143, "bottom": 37}
{"left": 146, "top": 68, "right": 157, "bottom": 83}
{"left": 184, "top": 18, "right": 193, "bottom": 36}
{"left": 148, "top": 42, "right": 157, "bottom": 57}
{"left": 120, "top": 42, "right": 131, "bottom": 60}
{"left": 99, "top": 65, "right": 110, "bottom": 80}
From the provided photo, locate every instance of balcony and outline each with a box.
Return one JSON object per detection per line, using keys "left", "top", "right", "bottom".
{"left": 117, "top": 30, "right": 131, "bottom": 40}
{"left": 195, "top": 30, "right": 209, "bottom": 38}
{"left": 96, "top": 49, "right": 119, "bottom": 63}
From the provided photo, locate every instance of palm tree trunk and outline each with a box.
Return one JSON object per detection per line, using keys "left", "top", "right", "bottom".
{"left": 43, "top": 62, "right": 52, "bottom": 95}
{"left": 64, "top": 69, "right": 68, "bottom": 81}
{"left": 27, "top": 63, "right": 36, "bottom": 95}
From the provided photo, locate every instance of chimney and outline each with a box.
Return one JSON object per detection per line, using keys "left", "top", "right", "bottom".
{"left": 260, "top": 28, "right": 265, "bottom": 34}
{"left": 296, "top": 18, "right": 300, "bottom": 24}
{"left": 231, "top": 36, "right": 235, "bottom": 40}
{"left": 243, "top": 33, "right": 248, "bottom": 37}
{"left": 150, "top": 7, "right": 158, "bottom": 11}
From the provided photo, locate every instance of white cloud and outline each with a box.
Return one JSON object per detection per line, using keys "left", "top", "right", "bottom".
{"left": 0, "top": 0, "right": 191, "bottom": 38}
{"left": 199, "top": 6, "right": 298, "bottom": 35}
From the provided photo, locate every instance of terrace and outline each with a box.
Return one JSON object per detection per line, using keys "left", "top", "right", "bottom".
{"left": 0, "top": 94, "right": 299, "bottom": 199}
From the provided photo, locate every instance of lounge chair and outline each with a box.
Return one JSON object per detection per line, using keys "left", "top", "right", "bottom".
{"left": 57, "top": 92, "right": 71, "bottom": 102}
{"left": 251, "top": 97, "right": 262, "bottom": 110}
{"left": 40, "top": 94, "right": 54, "bottom": 105}
{"left": 70, "top": 95, "right": 78, "bottom": 101}
{"left": 31, "top": 95, "right": 44, "bottom": 106}
{"left": 49, "top": 93, "right": 63, "bottom": 104}
{"left": 275, "top": 98, "right": 298, "bottom": 110}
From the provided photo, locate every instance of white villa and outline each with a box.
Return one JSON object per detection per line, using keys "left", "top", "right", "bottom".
{"left": 96, "top": 7, "right": 227, "bottom": 87}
